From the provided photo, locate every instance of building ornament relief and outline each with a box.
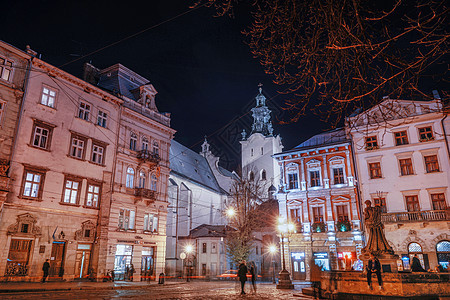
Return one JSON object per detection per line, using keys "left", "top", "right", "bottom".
{"left": 7, "top": 213, "right": 41, "bottom": 237}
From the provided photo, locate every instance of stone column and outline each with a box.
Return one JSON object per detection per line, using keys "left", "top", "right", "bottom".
{"left": 325, "top": 196, "right": 335, "bottom": 232}
{"left": 300, "top": 158, "right": 306, "bottom": 191}
{"left": 322, "top": 155, "right": 329, "bottom": 189}
{"left": 345, "top": 150, "right": 354, "bottom": 186}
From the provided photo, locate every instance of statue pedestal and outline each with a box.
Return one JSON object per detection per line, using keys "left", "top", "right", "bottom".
{"left": 361, "top": 252, "right": 400, "bottom": 273}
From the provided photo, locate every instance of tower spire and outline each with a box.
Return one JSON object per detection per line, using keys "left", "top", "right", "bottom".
{"left": 251, "top": 84, "right": 273, "bottom": 136}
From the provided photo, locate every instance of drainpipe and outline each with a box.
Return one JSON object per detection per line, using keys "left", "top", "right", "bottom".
{"left": 440, "top": 114, "right": 450, "bottom": 159}
{"left": 0, "top": 54, "right": 34, "bottom": 224}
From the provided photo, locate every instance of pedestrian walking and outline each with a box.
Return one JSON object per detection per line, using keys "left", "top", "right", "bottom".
{"left": 411, "top": 254, "right": 425, "bottom": 272}
{"left": 237, "top": 260, "right": 248, "bottom": 295}
{"left": 366, "top": 254, "right": 382, "bottom": 289}
{"left": 129, "top": 264, "right": 135, "bottom": 281}
{"left": 249, "top": 261, "right": 257, "bottom": 293}
{"left": 42, "top": 259, "right": 50, "bottom": 283}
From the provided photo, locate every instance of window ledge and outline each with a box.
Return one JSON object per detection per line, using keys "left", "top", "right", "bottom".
{"left": 94, "top": 123, "right": 107, "bottom": 129}
{"left": 27, "top": 144, "right": 51, "bottom": 152}
{"left": 19, "top": 196, "right": 43, "bottom": 201}
{"left": 67, "top": 154, "right": 86, "bottom": 161}
{"left": 76, "top": 116, "right": 91, "bottom": 123}
{"left": 425, "top": 171, "right": 442, "bottom": 174}
{"left": 82, "top": 205, "right": 100, "bottom": 210}
{"left": 88, "top": 161, "right": 106, "bottom": 167}
{"left": 400, "top": 174, "right": 416, "bottom": 177}
{"left": 369, "top": 177, "right": 384, "bottom": 180}
{"left": 38, "top": 103, "right": 57, "bottom": 110}
{"left": 143, "top": 230, "right": 159, "bottom": 235}
{"left": 116, "top": 228, "right": 136, "bottom": 233}
{"left": 59, "top": 202, "right": 80, "bottom": 207}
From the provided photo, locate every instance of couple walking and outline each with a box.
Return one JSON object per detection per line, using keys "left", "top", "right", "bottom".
{"left": 238, "top": 260, "right": 256, "bottom": 295}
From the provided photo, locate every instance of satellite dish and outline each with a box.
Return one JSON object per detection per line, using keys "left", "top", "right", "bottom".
{"left": 180, "top": 252, "right": 186, "bottom": 260}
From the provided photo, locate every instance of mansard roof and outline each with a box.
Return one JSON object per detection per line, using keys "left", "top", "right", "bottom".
{"left": 170, "top": 140, "right": 223, "bottom": 194}
{"left": 295, "top": 128, "right": 348, "bottom": 149}
{"left": 189, "top": 224, "right": 234, "bottom": 238}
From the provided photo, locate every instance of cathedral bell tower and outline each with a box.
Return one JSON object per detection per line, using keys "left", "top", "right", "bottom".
{"left": 240, "top": 84, "right": 283, "bottom": 194}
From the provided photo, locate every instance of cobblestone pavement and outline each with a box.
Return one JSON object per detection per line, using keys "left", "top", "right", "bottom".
{"left": 0, "top": 281, "right": 313, "bottom": 299}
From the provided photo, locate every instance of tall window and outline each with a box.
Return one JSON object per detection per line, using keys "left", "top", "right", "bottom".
{"left": 31, "top": 121, "right": 53, "bottom": 150}
{"left": 85, "top": 183, "right": 100, "bottom": 208}
{"left": 118, "top": 209, "right": 135, "bottom": 230}
{"left": 333, "top": 168, "right": 344, "bottom": 184}
{"left": 144, "top": 213, "right": 158, "bottom": 233}
{"left": 365, "top": 136, "right": 378, "bottom": 150}
{"left": 312, "top": 207, "right": 324, "bottom": 223}
{"left": 70, "top": 135, "right": 86, "bottom": 159}
{"left": 399, "top": 158, "right": 413, "bottom": 176}
{"left": 288, "top": 173, "right": 298, "bottom": 189}
{"left": 418, "top": 126, "right": 434, "bottom": 141}
{"left": 261, "top": 170, "right": 267, "bottom": 181}
{"left": 152, "top": 141, "right": 159, "bottom": 155}
{"left": 139, "top": 171, "right": 146, "bottom": 188}
{"left": 22, "top": 169, "right": 44, "bottom": 199}
{"left": 405, "top": 195, "right": 420, "bottom": 212}
{"left": 374, "top": 197, "right": 387, "bottom": 213}
{"left": 40, "top": 86, "right": 56, "bottom": 108}
{"left": 249, "top": 171, "right": 255, "bottom": 181}
{"left": 202, "top": 243, "right": 207, "bottom": 253}
{"left": 310, "top": 170, "right": 321, "bottom": 187}
{"left": 424, "top": 155, "right": 439, "bottom": 173}
{"left": 369, "top": 162, "right": 382, "bottom": 179}
{"left": 78, "top": 102, "right": 91, "bottom": 121}
{"left": 261, "top": 147, "right": 264, "bottom": 155}
{"left": 97, "top": 110, "right": 107, "bottom": 127}
{"left": 0, "top": 57, "right": 13, "bottom": 81}
{"left": 336, "top": 205, "right": 349, "bottom": 222}
{"left": 290, "top": 208, "right": 301, "bottom": 225}
{"left": 394, "top": 131, "right": 409, "bottom": 146}
{"left": 150, "top": 174, "right": 157, "bottom": 191}
{"left": 91, "top": 143, "right": 104, "bottom": 164}
{"left": 142, "top": 138, "right": 149, "bottom": 151}
{"left": 62, "top": 178, "right": 81, "bottom": 204}
{"left": 431, "top": 193, "right": 446, "bottom": 210}
{"left": 130, "top": 133, "right": 137, "bottom": 151}
{"left": 0, "top": 100, "right": 5, "bottom": 124}
{"left": 126, "top": 167, "right": 134, "bottom": 188}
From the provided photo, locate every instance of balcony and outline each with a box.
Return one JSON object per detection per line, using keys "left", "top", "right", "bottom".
{"left": 134, "top": 188, "right": 157, "bottom": 205}
{"left": 137, "top": 150, "right": 160, "bottom": 164}
{"left": 311, "top": 222, "right": 327, "bottom": 233}
{"left": 381, "top": 209, "right": 449, "bottom": 223}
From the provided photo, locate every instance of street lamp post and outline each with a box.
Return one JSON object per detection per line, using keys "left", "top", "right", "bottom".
{"left": 185, "top": 244, "right": 194, "bottom": 282}
{"left": 268, "top": 244, "right": 277, "bottom": 284}
{"left": 276, "top": 219, "right": 294, "bottom": 289}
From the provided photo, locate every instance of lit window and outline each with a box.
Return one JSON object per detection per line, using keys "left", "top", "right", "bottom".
{"left": 424, "top": 155, "right": 439, "bottom": 173}
{"left": 70, "top": 135, "right": 86, "bottom": 159}
{"left": 0, "top": 57, "right": 13, "bottom": 81}
{"left": 78, "top": 102, "right": 91, "bottom": 121}
{"left": 399, "top": 158, "right": 413, "bottom": 176}
{"left": 405, "top": 195, "right": 420, "bottom": 212}
{"left": 62, "top": 179, "right": 80, "bottom": 204}
{"left": 126, "top": 167, "right": 134, "bottom": 188}
{"left": 86, "top": 184, "right": 100, "bottom": 208}
{"left": 369, "top": 162, "right": 382, "bottom": 179}
{"left": 310, "top": 170, "right": 321, "bottom": 187}
{"left": 40, "top": 86, "right": 56, "bottom": 108}
{"left": 144, "top": 213, "right": 158, "bottom": 233}
{"left": 288, "top": 173, "right": 298, "bottom": 189}
{"left": 418, "top": 127, "right": 434, "bottom": 142}
{"left": 31, "top": 120, "right": 54, "bottom": 150}
{"left": 139, "top": 171, "right": 146, "bottom": 188}
{"left": 365, "top": 136, "right": 378, "bottom": 150}
{"left": 118, "top": 209, "right": 135, "bottom": 230}
{"left": 97, "top": 110, "right": 107, "bottom": 128}
{"left": 22, "top": 169, "right": 44, "bottom": 199}
{"left": 394, "top": 131, "right": 409, "bottom": 146}
{"left": 431, "top": 193, "right": 446, "bottom": 210}
{"left": 130, "top": 133, "right": 137, "bottom": 151}
{"left": 333, "top": 168, "right": 344, "bottom": 184}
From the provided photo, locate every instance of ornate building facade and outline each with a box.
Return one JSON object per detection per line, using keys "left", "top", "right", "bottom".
{"left": 274, "top": 129, "right": 363, "bottom": 281}
{"left": 347, "top": 97, "right": 450, "bottom": 271}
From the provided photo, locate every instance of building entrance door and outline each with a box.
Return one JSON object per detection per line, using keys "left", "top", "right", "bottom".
{"left": 141, "top": 247, "right": 155, "bottom": 281}
{"left": 74, "top": 244, "right": 92, "bottom": 279}
{"left": 290, "top": 252, "right": 306, "bottom": 280}
{"left": 50, "top": 241, "right": 66, "bottom": 278}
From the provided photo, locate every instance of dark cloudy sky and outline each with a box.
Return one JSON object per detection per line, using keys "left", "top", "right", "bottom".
{"left": 3, "top": 0, "right": 327, "bottom": 169}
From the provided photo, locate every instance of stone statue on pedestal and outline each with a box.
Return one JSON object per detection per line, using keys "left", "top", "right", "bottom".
{"left": 361, "top": 200, "right": 394, "bottom": 256}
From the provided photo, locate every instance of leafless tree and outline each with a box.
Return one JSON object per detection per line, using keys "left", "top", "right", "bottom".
{"left": 194, "top": 0, "right": 448, "bottom": 126}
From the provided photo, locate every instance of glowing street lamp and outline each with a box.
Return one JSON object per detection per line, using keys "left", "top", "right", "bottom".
{"left": 184, "top": 244, "right": 194, "bottom": 282}
{"left": 226, "top": 207, "right": 236, "bottom": 218}
{"left": 276, "top": 218, "right": 294, "bottom": 289}
{"left": 268, "top": 244, "right": 277, "bottom": 284}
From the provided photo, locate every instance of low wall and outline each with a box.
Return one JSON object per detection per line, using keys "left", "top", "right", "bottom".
{"left": 320, "top": 271, "right": 450, "bottom": 299}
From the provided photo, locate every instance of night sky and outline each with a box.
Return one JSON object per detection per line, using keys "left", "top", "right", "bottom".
{"left": 3, "top": 0, "right": 327, "bottom": 169}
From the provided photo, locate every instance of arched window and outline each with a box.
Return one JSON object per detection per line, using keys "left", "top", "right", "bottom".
{"left": 150, "top": 174, "right": 157, "bottom": 191}
{"left": 406, "top": 242, "right": 427, "bottom": 270}
{"left": 436, "top": 240, "right": 450, "bottom": 269}
{"left": 261, "top": 170, "right": 267, "bottom": 181}
{"left": 249, "top": 171, "right": 255, "bottom": 181}
{"left": 139, "top": 171, "right": 146, "bottom": 188}
{"left": 152, "top": 141, "right": 159, "bottom": 155}
{"left": 130, "top": 132, "right": 137, "bottom": 151}
{"left": 126, "top": 167, "right": 134, "bottom": 188}
{"left": 142, "top": 137, "right": 149, "bottom": 151}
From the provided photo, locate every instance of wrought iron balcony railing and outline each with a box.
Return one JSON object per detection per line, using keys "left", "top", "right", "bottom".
{"left": 381, "top": 209, "right": 449, "bottom": 223}
{"left": 137, "top": 150, "right": 160, "bottom": 164}
{"left": 134, "top": 188, "right": 157, "bottom": 205}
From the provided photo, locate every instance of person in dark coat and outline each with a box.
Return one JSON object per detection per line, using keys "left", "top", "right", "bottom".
{"left": 249, "top": 261, "right": 257, "bottom": 293}
{"left": 411, "top": 254, "right": 425, "bottom": 272}
{"left": 237, "top": 260, "right": 248, "bottom": 295}
{"left": 42, "top": 259, "right": 50, "bottom": 283}
{"left": 366, "top": 254, "right": 382, "bottom": 289}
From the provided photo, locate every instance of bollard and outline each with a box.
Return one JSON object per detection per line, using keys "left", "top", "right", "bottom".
{"left": 158, "top": 272, "right": 165, "bottom": 284}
